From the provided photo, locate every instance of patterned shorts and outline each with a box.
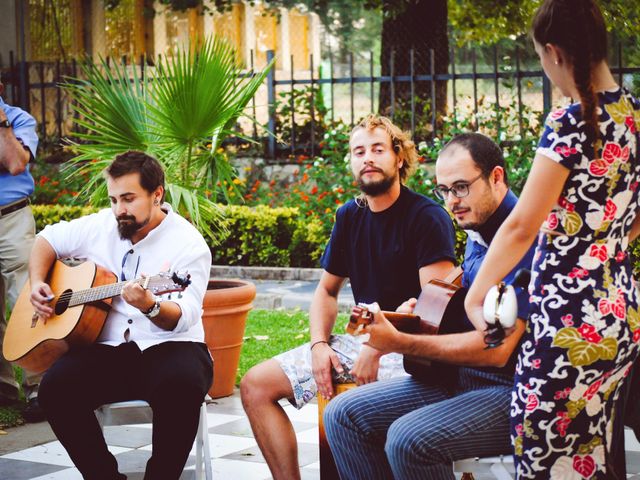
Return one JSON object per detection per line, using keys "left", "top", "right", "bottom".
{"left": 274, "top": 334, "right": 407, "bottom": 409}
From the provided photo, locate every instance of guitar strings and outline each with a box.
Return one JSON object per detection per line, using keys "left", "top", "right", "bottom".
{"left": 54, "top": 278, "right": 147, "bottom": 306}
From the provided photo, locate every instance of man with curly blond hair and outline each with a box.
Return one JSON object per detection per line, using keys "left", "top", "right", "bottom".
{"left": 240, "top": 114, "right": 457, "bottom": 479}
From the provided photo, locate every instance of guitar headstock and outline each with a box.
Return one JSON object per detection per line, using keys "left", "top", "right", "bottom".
{"left": 143, "top": 271, "right": 191, "bottom": 296}
{"left": 346, "top": 303, "right": 379, "bottom": 335}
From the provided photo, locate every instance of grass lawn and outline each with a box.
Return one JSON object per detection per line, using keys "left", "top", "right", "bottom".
{"left": 0, "top": 308, "right": 346, "bottom": 429}
{"left": 237, "top": 308, "right": 348, "bottom": 383}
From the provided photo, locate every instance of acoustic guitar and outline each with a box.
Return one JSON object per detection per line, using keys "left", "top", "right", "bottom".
{"left": 346, "top": 267, "right": 466, "bottom": 381}
{"left": 3, "top": 260, "right": 191, "bottom": 374}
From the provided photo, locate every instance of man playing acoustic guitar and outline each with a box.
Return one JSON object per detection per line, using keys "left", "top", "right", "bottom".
{"left": 27, "top": 151, "right": 213, "bottom": 479}
{"left": 324, "top": 133, "right": 537, "bottom": 479}
{"left": 240, "top": 114, "right": 457, "bottom": 479}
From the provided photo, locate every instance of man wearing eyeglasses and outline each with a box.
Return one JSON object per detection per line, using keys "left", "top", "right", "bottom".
{"left": 324, "top": 132, "right": 537, "bottom": 479}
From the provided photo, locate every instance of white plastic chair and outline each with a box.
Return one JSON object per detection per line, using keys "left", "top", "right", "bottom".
{"left": 95, "top": 399, "right": 213, "bottom": 480}
{"left": 453, "top": 455, "right": 514, "bottom": 480}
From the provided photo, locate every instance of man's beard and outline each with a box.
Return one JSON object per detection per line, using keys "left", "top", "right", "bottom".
{"left": 357, "top": 172, "right": 396, "bottom": 197}
{"left": 452, "top": 203, "right": 495, "bottom": 231}
{"left": 117, "top": 215, "right": 149, "bottom": 240}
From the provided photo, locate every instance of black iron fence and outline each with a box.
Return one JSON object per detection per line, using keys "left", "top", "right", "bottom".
{"left": 2, "top": 43, "right": 640, "bottom": 161}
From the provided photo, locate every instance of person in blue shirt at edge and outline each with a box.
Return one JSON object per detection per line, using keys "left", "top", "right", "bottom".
{"left": 241, "top": 114, "right": 458, "bottom": 480}
{"left": 323, "top": 132, "right": 537, "bottom": 479}
{"left": 0, "top": 80, "right": 43, "bottom": 422}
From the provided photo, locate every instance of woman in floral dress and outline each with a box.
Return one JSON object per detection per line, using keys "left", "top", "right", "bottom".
{"left": 464, "top": 0, "right": 640, "bottom": 478}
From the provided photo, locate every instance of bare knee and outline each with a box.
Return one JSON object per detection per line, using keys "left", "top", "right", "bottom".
{"left": 240, "top": 359, "right": 292, "bottom": 410}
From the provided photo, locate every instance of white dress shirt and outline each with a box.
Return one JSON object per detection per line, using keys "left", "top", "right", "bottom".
{"left": 38, "top": 204, "right": 212, "bottom": 349}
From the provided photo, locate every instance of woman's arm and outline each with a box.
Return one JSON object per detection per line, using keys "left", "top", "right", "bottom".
{"left": 464, "top": 154, "right": 570, "bottom": 332}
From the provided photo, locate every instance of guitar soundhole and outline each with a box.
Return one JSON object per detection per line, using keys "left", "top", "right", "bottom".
{"left": 54, "top": 289, "right": 72, "bottom": 315}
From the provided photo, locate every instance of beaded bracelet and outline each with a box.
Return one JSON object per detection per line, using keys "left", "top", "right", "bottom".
{"left": 310, "top": 340, "right": 329, "bottom": 351}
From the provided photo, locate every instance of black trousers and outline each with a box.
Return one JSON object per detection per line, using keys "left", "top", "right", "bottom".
{"left": 38, "top": 341, "right": 213, "bottom": 480}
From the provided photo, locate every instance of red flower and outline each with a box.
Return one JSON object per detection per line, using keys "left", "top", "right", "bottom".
{"left": 514, "top": 423, "right": 524, "bottom": 436}
{"left": 584, "top": 379, "right": 602, "bottom": 400}
{"left": 555, "top": 145, "right": 578, "bottom": 157}
{"left": 549, "top": 108, "right": 566, "bottom": 120}
{"left": 525, "top": 393, "right": 539, "bottom": 411}
{"left": 577, "top": 323, "right": 602, "bottom": 344}
{"left": 626, "top": 116, "right": 637, "bottom": 134}
{"left": 556, "top": 411, "right": 572, "bottom": 437}
{"left": 616, "top": 251, "right": 627, "bottom": 262}
{"left": 554, "top": 388, "right": 572, "bottom": 400}
{"left": 546, "top": 212, "right": 559, "bottom": 230}
{"left": 589, "top": 159, "right": 610, "bottom": 176}
{"left": 589, "top": 244, "right": 608, "bottom": 262}
{"left": 612, "top": 291, "right": 626, "bottom": 319}
{"left": 603, "top": 199, "right": 617, "bottom": 221}
{"left": 633, "top": 329, "right": 640, "bottom": 343}
{"left": 531, "top": 358, "right": 541, "bottom": 369}
{"left": 573, "top": 455, "right": 596, "bottom": 478}
{"left": 561, "top": 314, "right": 574, "bottom": 327}
{"left": 603, "top": 141, "right": 630, "bottom": 164}
{"left": 310, "top": 185, "right": 318, "bottom": 195}
{"left": 568, "top": 267, "right": 589, "bottom": 279}
{"left": 558, "top": 196, "right": 575, "bottom": 213}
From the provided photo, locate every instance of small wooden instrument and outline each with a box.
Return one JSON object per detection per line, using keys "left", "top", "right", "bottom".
{"left": 317, "top": 382, "right": 357, "bottom": 479}
{"left": 3, "top": 260, "right": 191, "bottom": 374}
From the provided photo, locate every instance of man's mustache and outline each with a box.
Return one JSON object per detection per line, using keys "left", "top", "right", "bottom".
{"left": 359, "top": 166, "right": 383, "bottom": 175}
{"left": 117, "top": 215, "right": 136, "bottom": 223}
{"left": 451, "top": 206, "right": 467, "bottom": 213}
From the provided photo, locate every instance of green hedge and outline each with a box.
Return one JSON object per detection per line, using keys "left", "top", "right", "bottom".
{"left": 32, "top": 204, "right": 326, "bottom": 268}
{"left": 34, "top": 204, "right": 640, "bottom": 272}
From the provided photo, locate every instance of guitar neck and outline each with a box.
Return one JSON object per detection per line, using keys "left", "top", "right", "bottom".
{"left": 381, "top": 311, "right": 440, "bottom": 336}
{"left": 67, "top": 278, "right": 146, "bottom": 307}
{"left": 380, "top": 311, "right": 421, "bottom": 333}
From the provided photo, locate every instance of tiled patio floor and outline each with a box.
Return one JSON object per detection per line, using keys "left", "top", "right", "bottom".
{"left": 3, "top": 388, "right": 640, "bottom": 479}
{"left": 0, "top": 391, "right": 320, "bottom": 480}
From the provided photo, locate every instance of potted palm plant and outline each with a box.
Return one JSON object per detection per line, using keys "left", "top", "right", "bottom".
{"left": 62, "top": 37, "right": 273, "bottom": 398}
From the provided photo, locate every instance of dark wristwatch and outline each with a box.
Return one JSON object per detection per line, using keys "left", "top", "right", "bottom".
{"left": 0, "top": 119, "right": 10, "bottom": 128}
{"left": 143, "top": 298, "right": 162, "bottom": 319}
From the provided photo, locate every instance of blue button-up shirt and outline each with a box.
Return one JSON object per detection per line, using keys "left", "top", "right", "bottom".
{"left": 461, "top": 189, "right": 535, "bottom": 321}
{"left": 0, "top": 97, "right": 38, "bottom": 206}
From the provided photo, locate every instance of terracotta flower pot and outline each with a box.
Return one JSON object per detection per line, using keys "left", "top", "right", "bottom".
{"left": 202, "top": 279, "right": 256, "bottom": 398}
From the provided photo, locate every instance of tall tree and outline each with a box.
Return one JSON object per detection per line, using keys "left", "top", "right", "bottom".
{"left": 376, "top": 0, "right": 448, "bottom": 123}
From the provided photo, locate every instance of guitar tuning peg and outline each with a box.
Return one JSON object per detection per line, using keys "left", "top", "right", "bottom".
{"left": 177, "top": 292, "right": 183, "bottom": 299}
{"left": 168, "top": 293, "right": 172, "bottom": 300}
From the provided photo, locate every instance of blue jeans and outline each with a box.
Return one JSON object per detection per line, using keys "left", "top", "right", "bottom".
{"left": 323, "top": 369, "right": 514, "bottom": 479}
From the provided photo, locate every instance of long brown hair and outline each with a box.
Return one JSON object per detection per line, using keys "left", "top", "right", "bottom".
{"left": 532, "top": 0, "right": 608, "bottom": 140}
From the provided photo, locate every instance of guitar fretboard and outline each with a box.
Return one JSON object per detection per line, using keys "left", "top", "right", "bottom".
{"left": 67, "top": 277, "right": 149, "bottom": 307}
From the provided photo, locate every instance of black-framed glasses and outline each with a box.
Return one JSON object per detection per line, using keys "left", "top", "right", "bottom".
{"left": 433, "top": 173, "right": 484, "bottom": 201}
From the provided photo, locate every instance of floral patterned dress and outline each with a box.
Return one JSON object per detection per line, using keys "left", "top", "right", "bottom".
{"left": 512, "top": 88, "right": 640, "bottom": 479}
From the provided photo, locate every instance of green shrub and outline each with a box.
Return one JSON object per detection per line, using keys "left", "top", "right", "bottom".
{"left": 212, "top": 205, "right": 325, "bottom": 267}
{"left": 32, "top": 204, "right": 99, "bottom": 231}
{"left": 32, "top": 204, "right": 327, "bottom": 268}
